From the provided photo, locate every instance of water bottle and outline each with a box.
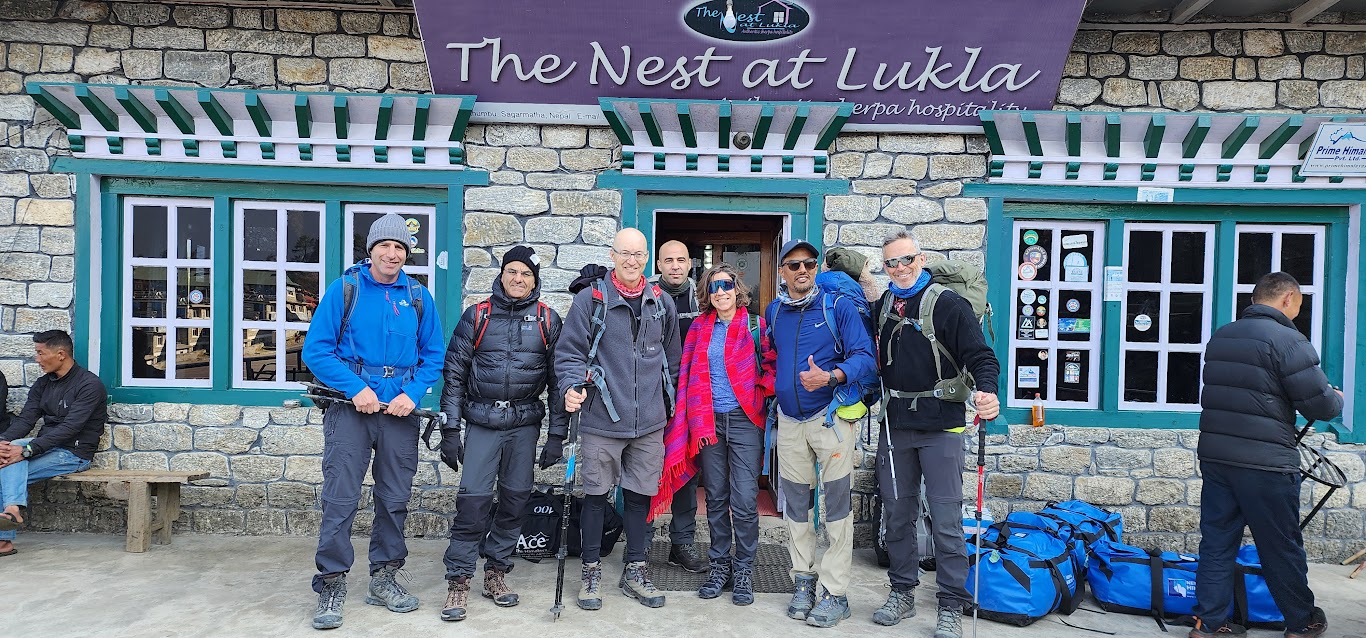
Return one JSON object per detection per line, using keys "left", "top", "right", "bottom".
{"left": 1031, "top": 393, "right": 1045, "bottom": 427}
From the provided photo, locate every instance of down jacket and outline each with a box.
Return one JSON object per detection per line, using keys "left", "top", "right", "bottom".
{"left": 440, "top": 277, "right": 568, "bottom": 437}
{"left": 1198, "top": 304, "right": 1342, "bottom": 473}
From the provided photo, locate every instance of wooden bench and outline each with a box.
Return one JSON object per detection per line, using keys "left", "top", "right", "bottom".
{"left": 53, "top": 469, "right": 208, "bottom": 553}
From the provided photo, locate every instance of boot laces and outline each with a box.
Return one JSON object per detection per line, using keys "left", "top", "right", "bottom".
{"left": 732, "top": 566, "right": 753, "bottom": 591}
{"left": 318, "top": 579, "right": 346, "bottom": 611}
{"left": 582, "top": 563, "right": 602, "bottom": 594}
{"left": 485, "top": 569, "right": 512, "bottom": 598}
{"left": 936, "top": 607, "right": 963, "bottom": 633}
{"left": 374, "top": 565, "right": 413, "bottom": 598}
{"left": 628, "top": 562, "right": 659, "bottom": 593}
{"left": 445, "top": 578, "right": 469, "bottom": 607}
{"left": 880, "top": 588, "right": 913, "bottom": 613}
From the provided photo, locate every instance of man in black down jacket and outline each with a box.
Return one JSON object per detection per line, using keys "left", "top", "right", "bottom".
{"left": 1191, "top": 272, "right": 1341, "bottom": 638}
{"left": 437, "top": 246, "right": 567, "bottom": 621}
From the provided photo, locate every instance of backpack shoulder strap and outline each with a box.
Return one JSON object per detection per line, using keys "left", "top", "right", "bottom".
{"left": 749, "top": 313, "right": 762, "bottom": 363}
{"left": 472, "top": 299, "right": 493, "bottom": 350}
{"left": 338, "top": 273, "right": 359, "bottom": 342}
{"left": 407, "top": 279, "right": 425, "bottom": 326}
{"left": 916, "top": 283, "right": 962, "bottom": 382}
{"left": 586, "top": 280, "right": 609, "bottom": 363}
{"left": 536, "top": 301, "right": 550, "bottom": 348}
{"left": 822, "top": 293, "right": 842, "bottom": 355}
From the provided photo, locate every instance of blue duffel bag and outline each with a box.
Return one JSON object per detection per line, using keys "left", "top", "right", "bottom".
{"left": 965, "top": 523, "right": 1082, "bottom": 626}
{"left": 1038, "top": 500, "right": 1123, "bottom": 547}
{"left": 985, "top": 511, "right": 1089, "bottom": 594}
{"left": 1089, "top": 539, "right": 1201, "bottom": 631}
{"left": 1233, "top": 544, "right": 1285, "bottom": 630}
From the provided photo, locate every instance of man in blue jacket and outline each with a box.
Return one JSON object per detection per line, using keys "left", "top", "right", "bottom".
{"left": 1191, "top": 272, "right": 1342, "bottom": 638}
{"left": 765, "top": 239, "right": 877, "bottom": 628}
{"left": 302, "top": 213, "right": 444, "bottom": 630}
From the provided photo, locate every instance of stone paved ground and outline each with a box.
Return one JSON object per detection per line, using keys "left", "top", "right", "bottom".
{"left": 6, "top": 533, "right": 1365, "bottom": 638}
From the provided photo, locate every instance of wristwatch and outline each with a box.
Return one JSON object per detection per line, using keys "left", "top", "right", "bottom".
{"left": 21, "top": 445, "right": 33, "bottom": 459}
{"left": 827, "top": 372, "right": 841, "bottom": 388}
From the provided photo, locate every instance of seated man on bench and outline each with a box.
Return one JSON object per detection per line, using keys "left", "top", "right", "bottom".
{"left": 0, "top": 330, "right": 108, "bottom": 555}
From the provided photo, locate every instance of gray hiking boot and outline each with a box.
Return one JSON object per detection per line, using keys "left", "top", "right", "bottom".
{"left": 731, "top": 564, "right": 754, "bottom": 606}
{"left": 668, "top": 543, "right": 707, "bottom": 573}
{"left": 440, "top": 577, "right": 469, "bottom": 622}
{"left": 577, "top": 562, "right": 603, "bottom": 611}
{"left": 698, "top": 559, "right": 732, "bottom": 599}
{"left": 483, "top": 567, "right": 519, "bottom": 607}
{"left": 787, "top": 573, "right": 817, "bottom": 620}
{"left": 872, "top": 587, "right": 916, "bottom": 626}
{"left": 934, "top": 605, "right": 964, "bottom": 638}
{"left": 366, "top": 562, "right": 419, "bottom": 613}
{"left": 620, "top": 561, "right": 666, "bottom": 608}
{"left": 312, "top": 574, "right": 346, "bottom": 630}
{"left": 805, "top": 589, "right": 852, "bottom": 628}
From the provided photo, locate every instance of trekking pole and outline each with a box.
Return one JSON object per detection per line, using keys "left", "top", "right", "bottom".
{"left": 551, "top": 383, "right": 587, "bottom": 620}
{"left": 300, "top": 388, "right": 447, "bottom": 425}
{"left": 972, "top": 414, "right": 988, "bottom": 638}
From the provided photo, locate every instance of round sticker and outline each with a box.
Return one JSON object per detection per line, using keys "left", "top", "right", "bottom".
{"left": 1063, "top": 252, "right": 1087, "bottom": 269}
{"left": 1037, "top": 295, "right": 1048, "bottom": 305}
{"left": 1036, "top": 305, "right": 1047, "bottom": 317}
{"left": 1022, "top": 305, "right": 1034, "bottom": 317}
{"left": 1134, "top": 314, "right": 1153, "bottom": 332}
{"left": 1038, "top": 350, "right": 1049, "bottom": 360}
{"left": 1037, "top": 318, "right": 1048, "bottom": 329}
{"left": 405, "top": 217, "right": 421, "bottom": 234}
{"left": 1066, "top": 298, "right": 1081, "bottom": 313}
{"left": 407, "top": 234, "right": 419, "bottom": 248}
{"left": 1023, "top": 230, "right": 1039, "bottom": 246}
{"left": 1018, "top": 263, "right": 1037, "bottom": 281}
{"left": 1023, "top": 245, "right": 1048, "bottom": 268}
{"left": 188, "top": 289, "right": 204, "bottom": 304}
{"left": 1020, "top": 289, "right": 1037, "bottom": 305}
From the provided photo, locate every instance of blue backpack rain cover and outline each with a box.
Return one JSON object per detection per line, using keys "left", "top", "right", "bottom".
{"left": 1089, "top": 539, "right": 1202, "bottom": 631}
{"left": 812, "top": 271, "right": 879, "bottom": 414}
{"left": 965, "top": 513, "right": 1082, "bottom": 626}
{"left": 1038, "top": 500, "right": 1124, "bottom": 547}
{"left": 1233, "top": 544, "right": 1285, "bottom": 629}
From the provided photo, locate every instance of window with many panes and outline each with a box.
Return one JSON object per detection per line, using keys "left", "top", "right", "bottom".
{"left": 235, "top": 201, "right": 326, "bottom": 388}
{"left": 124, "top": 198, "right": 214, "bottom": 387}
{"left": 1234, "top": 225, "right": 1324, "bottom": 352}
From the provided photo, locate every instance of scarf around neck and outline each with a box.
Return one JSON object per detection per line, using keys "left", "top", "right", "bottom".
{"left": 611, "top": 270, "right": 646, "bottom": 298}
{"left": 889, "top": 270, "right": 932, "bottom": 299}
{"left": 777, "top": 283, "right": 819, "bottom": 308}
{"left": 656, "top": 277, "right": 697, "bottom": 312}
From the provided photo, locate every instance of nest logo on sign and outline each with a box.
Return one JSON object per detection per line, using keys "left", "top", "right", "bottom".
{"left": 684, "top": 0, "right": 811, "bottom": 42}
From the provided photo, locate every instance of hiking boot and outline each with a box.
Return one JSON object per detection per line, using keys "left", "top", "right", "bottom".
{"left": 933, "top": 605, "right": 964, "bottom": 638}
{"left": 697, "top": 559, "right": 732, "bottom": 599}
{"left": 619, "top": 561, "right": 666, "bottom": 608}
{"left": 577, "top": 562, "right": 603, "bottom": 611}
{"left": 440, "top": 577, "right": 469, "bottom": 622}
{"left": 1188, "top": 617, "right": 1247, "bottom": 637}
{"left": 872, "top": 587, "right": 916, "bottom": 626}
{"left": 1284, "top": 607, "right": 1327, "bottom": 638}
{"left": 312, "top": 574, "right": 346, "bottom": 630}
{"left": 668, "top": 543, "right": 707, "bottom": 573}
{"left": 805, "top": 589, "right": 851, "bottom": 628}
{"left": 786, "top": 574, "right": 817, "bottom": 620}
{"left": 731, "top": 564, "right": 754, "bottom": 606}
{"left": 483, "top": 567, "right": 519, "bottom": 607}
{"left": 366, "top": 562, "right": 419, "bottom": 613}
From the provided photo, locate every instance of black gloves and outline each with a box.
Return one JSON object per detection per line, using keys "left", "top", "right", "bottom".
{"left": 439, "top": 428, "right": 464, "bottom": 472}
{"left": 538, "top": 435, "right": 565, "bottom": 470}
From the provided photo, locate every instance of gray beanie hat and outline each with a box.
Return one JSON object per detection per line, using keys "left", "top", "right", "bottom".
{"left": 366, "top": 213, "right": 411, "bottom": 255}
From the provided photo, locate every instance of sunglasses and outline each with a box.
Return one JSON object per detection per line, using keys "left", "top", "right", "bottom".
{"left": 883, "top": 253, "right": 921, "bottom": 269}
{"left": 708, "top": 279, "right": 736, "bottom": 294}
{"left": 782, "top": 258, "right": 819, "bottom": 272}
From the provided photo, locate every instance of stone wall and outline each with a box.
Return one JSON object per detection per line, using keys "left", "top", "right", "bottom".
{"left": 2, "top": 1, "right": 1366, "bottom": 560}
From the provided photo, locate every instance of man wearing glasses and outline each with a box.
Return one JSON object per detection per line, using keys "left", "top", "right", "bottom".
{"left": 871, "top": 230, "right": 999, "bottom": 638}
{"left": 765, "top": 239, "right": 877, "bottom": 628}
{"left": 557, "top": 228, "right": 682, "bottom": 611}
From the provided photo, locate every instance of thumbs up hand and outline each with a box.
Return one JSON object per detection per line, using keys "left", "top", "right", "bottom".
{"left": 799, "top": 355, "right": 831, "bottom": 392}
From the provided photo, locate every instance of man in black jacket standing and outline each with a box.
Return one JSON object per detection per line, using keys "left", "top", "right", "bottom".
{"left": 1191, "top": 272, "right": 1341, "bottom": 638}
{"left": 0, "top": 330, "right": 107, "bottom": 554}
{"left": 438, "top": 245, "right": 567, "bottom": 621}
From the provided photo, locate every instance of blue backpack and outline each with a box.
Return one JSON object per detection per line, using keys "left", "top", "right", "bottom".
{"left": 1233, "top": 545, "right": 1286, "bottom": 629}
{"left": 965, "top": 523, "right": 1081, "bottom": 626}
{"left": 765, "top": 271, "right": 878, "bottom": 421}
{"left": 1089, "top": 540, "right": 1202, "bottom": 631}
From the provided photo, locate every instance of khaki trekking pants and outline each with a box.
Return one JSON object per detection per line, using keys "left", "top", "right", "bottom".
{"left": 776, "top": 410, "right": 856, "bottom": 597}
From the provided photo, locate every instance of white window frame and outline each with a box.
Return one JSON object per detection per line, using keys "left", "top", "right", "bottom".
{"left": 1233, "top": 224, "right": 1325, "bottom": 352}
{"left": 1118, "top": 224, "right": 1216, "bottom": 412}
{"left": 1006, "top": 220, "right": 1105, "bottom": 410}
{"left": 122, "top": 196, "right": 215, "bottom": 388}
{"left": 343, "top": 204, "right": 438, "bottom": 300}
{"left": 233, "top": 200, "right": 328, "bottom": 389}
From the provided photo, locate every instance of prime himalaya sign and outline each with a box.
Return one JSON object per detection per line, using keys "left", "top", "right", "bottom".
{"left": 413, "top": 0, "right": 1086, "bottom": 130}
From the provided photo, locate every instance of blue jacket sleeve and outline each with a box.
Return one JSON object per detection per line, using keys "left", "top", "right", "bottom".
{"left": 301, "top": 279, "right": 367, "bottom": 399}
{"left": 832, "top": 297, "right": 877, "bottom": 388}
{"left": 401, "top": 286, "right": 446, "bottom": 403}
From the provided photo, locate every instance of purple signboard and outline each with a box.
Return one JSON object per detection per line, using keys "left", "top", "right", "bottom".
{"left": 414, "top": 0, "right": 1085, "bottom": 131}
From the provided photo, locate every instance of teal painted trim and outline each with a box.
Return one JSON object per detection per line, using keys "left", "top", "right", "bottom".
{"left": 375, "top": 95, "right": 393, "bottom": 141}
{"left": 74, "top": 85, "right": 118, "bottom": 131}
{"left": 1065, "top": 113, "right": 1081, "bottom": 157}
{"left": 244, "top": 93, "right": 272, "bottom": 136}
{"left": 295, "top": 94, "right": 313, "bottom": 138}
{"left": 1000, "top": 202, "right": 1349, "bottom": 223}
{"left": 198, "top": 90, "right": 234, "bottom": 135}
{"left": 25, "top": 83, "right": 80, "bottom": 128}
{"left": 210, "top": 195, "right": 234, "bottom": 389}
{"left": 115, "top": 87, "right": 158, "bottom": 134}
{"left": 597, "top": 171, "right": 850, "bottom": 195}
{"left": 108, "top": 387, "right": 325, "bottom": 407}
{"left": 1182, "top": 115, "right": 1211, "bottom": 159}
{"left": 333, "top": 95, "right": 349, "bottom": 140}
{"left": 1102, "top": 218, "right": 1124, "bottom": 412}
{"left": 1213, "top": 219, "right": 1237, "bottom": 329}
{"left": 963, "top": 184, "right": 1366, "bottom": 206}
{"left": 985, "top": 197, "right": 1011, "bottom": 400}
{"left": 105, "top": 178, "right": 448, "bottom": 203}
{"left": 1144, "top": 115, "right": 1166, "bottom": 158}
{"left": 1000, "top": 408, "right": 1200, "bottom": 429}
{"left": 620, "top": 188, "right": 639, "bottom": 231}
{"left": 1221, "top": 116, "right": 1259, "bottom": 159}
{"left": 324, "top": 200, "right": 344, "bottom": 282}
{"left": 449, "top": 99, "right": 474, "bottom": 144}
{"left": 1322, "top": 218, "right": 1350, "bottom": 387}
{"left": 979, "top": 111, "right": 1005, "bottom": 156}
{"left": 597, "top": 99, "right": 635, "bottom": 146}
{"left": 981, "top": 108, "right": 1366, "bottom": 124}
{"left": 677, "top": 102, "right": 697, "bottom": 148}
{"left": 155, "top": 89, "right": 195, "bottom": 134}
{"left": 412, "top": 97, "right": 430, "bottom": 140}
{"left": 783, "top": 104, "right": 809, "bottom": 151}
{"left": 718, "top": 101, "right": 731, "bottom": 149}
{"left": 1259, "top": 116, "right": 1302, "bottom": 159}
{"left": 638, "top": 102, "right": 664, "bottom": 147}
{"left": 99, "top": 191, "right": 120, "bottom": 382}
{"left": 72, "top": 173, "right": 92, "bottom": 363}
{"left": 751, "top": 104, "right": 774, "bottom": 150}
{"left": 51, "top": 158, "right": 491, "bottom": 187}
{"left": 32, "top": 81, "right": 474, "bottom": 103}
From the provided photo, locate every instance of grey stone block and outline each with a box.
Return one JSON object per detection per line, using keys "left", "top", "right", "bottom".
{"left": 260, "top": 424, "right": 324, "bottom": 456}
{"left": 465, "top": 186, "right": 548, "bottom": 215}
{"left": 194, "top": 427, "right": 258, "bottom": 454}
{"left": 1074, "top": 476, "right": 1135, "bottom": 505}
{"left": 1023, "top": 474, "right": 1072, "bottom": 501}
{"left": 549, "top": 190, "right": 620, "bottom": 216}
{"left": 463, "top": 212, "right": 524, "bottom": 246}
{"left": 1136, "top": 478, "right": 1185, "bottom": 505}
{"left": 231, "top": 455, "right": 285, "bottom": 483}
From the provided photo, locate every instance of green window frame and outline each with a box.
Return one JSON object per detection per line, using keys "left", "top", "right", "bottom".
{"left": 60, "top": 158, "right": 488, "bottom": 407}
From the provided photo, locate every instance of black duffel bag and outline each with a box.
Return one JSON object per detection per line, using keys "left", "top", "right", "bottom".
{"left": 511, "top": 486, "right": 623, "bottom": 563}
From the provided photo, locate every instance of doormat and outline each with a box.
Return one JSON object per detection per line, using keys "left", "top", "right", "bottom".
{"left": 645, "top": 541, "right": 795, "bottom": 593}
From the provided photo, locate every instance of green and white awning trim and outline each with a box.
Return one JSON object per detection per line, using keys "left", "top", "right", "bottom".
{"left": 26, "top": 82, "right": 476, "bottom": 170}
{"left": 980, "top": 110, "right": 1366, "bottom": 189}
{"left": 600, "top": 98, "right": 853, "bottom": 178}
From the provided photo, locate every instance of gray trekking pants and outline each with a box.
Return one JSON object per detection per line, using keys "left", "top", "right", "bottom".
{"left": 878, "top": 426, "right": 971, "bottom": 610}
{"left": 313, "top": 408, "right": 419, "bottom": 593}
{"left": 443, "top": 424, "right": 538, "bottom": 579}
{"left": 698, "top": 408, "right": 764, "bottom": 567}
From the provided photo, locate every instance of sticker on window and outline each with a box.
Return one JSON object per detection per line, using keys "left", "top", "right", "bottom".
{"left": 1058, "top": 318, "right": 1092, "bottom": 334}
{"left": 1023, "top": 230, "right": 1039, "bottom": 246}
{"left": 1063, "top": 252, "right": 1089, "bottom": 282}
{"left": 1020, "top": 289, "right": 1037, "bottom": 305}
{"left": 1134, "top": 314, "right": 1153, "bottom": 331}
{"left": 1024, "top": 245, "right": 1048, "bottom": 268}
{"left": 1022, "top": 304, "right": 1034, "bottom": 316}
{"left": 1018, "top": 366, "right": 1040, "bottom": 388}
{"left": 1064, "top": 362, "right": 1081, "bottom": 384}
{"left": 1061, "top": 234, "right": 1088, "bottom": 249}
{"left": 1018, "top": 263, "right": 1038, "bottom": 281}
{"left": 1066, "top": 298, "right": 1081, "bottom": 313}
